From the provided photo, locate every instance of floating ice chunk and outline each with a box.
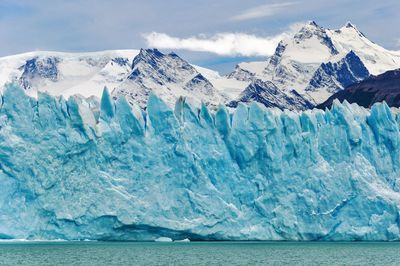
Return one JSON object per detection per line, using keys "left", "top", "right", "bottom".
{"left": 155, "top": 237, "right": 173, "bottom": 242}
{"left": 174, "top": 238, "right": 190, "bottom": 242}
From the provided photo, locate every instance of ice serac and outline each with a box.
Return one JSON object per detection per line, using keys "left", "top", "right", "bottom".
{"left": 1, "top": 84, "right": 400, "bottom": 241}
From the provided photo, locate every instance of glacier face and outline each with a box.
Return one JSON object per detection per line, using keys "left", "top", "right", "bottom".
{"left": 1, "top": 84, "right": 400, "bottom": 241}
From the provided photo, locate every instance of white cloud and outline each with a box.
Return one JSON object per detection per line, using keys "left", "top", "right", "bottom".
{"left": 143, "top": 23, "right": 303, "bottom": 57}
{"left": 230, "top": 2, "right": 297, "bottom": 21}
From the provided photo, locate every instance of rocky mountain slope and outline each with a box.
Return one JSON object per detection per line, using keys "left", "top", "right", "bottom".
{"left": 318, "top": 69, "right": 400, "bottom": 109}
{"left": 227, "top": 79, "right": 313, "bottom": 110}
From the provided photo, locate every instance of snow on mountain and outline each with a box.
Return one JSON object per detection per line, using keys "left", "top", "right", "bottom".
{"left": 227, "top": 61, "right": 269, "bottom": 81}
{"left": 0, "top": 49, "right": 229, "bottom": 109}
{"left": 327, "top": 22, "right": 400, "bottom": 75}
{"left": 228, "top": 21, "right": 400, "bottom": 105}
{"left": 0, "top": 50, "right": 140, "bottom": 98}
{"left": 192, "top": 64, "right": 250, "bottom": 100}
{"left": 113, "top": 49, "right": 225, "bottom": 108}
{"left": 1, "top": 84, "right": 400, "bottom": 241}
{"left": 192, "top": 65, "right": 221, "bottom": 80}
{"left": 306, "top": 50, "right": 370, "bottom": 101}
{"left": 228, "top": 79, "right": 313, "bottom": 111}
{"left": 281, "top": 21, "right": 339, "bottom": 64}
{"left": 62, "top": 56, "right": 135, "bottom": 99}
{"left": 1, "top": 21, "right": 399, "bottom": 111}
{"left": 209, "top": 77, "right": 250, "bottom": 100}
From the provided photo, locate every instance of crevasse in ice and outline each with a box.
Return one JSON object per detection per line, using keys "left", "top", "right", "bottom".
{"left": 0, "top": 83, "right": 399, "bottom": 241}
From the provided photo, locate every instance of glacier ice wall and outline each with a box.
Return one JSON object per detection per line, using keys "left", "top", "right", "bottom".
{"left": 0, "top": 84, "right": 400, "bottom": 241}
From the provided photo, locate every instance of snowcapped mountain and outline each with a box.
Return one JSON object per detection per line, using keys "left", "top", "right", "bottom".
{"left": 228, "top": 21, "right": 400, "bottom": 105}
{"left": 0, "top": 50, "right": 139, "bottom": 98}
{"left": 0, "top": 49, "right": 227, "bottom": 109}
{"left": 327, "top": 22, "right": 400, "bottom": 75}
{"left": 113, "top": 49, "right": 225, "bottom": 108}
{"left": 1, "top": 21, "right": 399, "bottom": 111}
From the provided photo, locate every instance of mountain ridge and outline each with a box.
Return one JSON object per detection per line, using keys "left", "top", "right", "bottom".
{"left": 318, "top": 68, "right": 400, "bottom": 109}
{"left": 1, "top": 21, "right": 400, "bottom": 111}
{"left": 228, "top": 21, "right": 400, "bottom": 106}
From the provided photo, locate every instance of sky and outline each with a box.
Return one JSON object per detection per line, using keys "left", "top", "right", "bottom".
{"left": 1, "top": 0, "right": 400, "bottom": 73}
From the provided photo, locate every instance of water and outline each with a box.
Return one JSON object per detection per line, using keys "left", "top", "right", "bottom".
{"left": 0, "top": 241, "right": 399, "bottom": 265}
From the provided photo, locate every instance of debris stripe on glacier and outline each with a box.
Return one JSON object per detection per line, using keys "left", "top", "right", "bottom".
{"left": 0, "top": 83, "right": 400, "bottom": 241}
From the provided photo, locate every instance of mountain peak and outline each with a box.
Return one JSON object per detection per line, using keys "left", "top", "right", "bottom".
{"left": 289, "top": 21, "right": 322, "bottom": 41}
{"left": 344, "top": 21, "right": 356, "bottom": 29}
{"left": 306, "top": 20, "right": 319, "bottom": 27}
{"left": 291, "top": 20, "right": 338, "bottom": 57}
{"left": 117, "top": 49, "right": 224, "bottom": 109}
{"left": 132, "top": 48, "right": 167, "bottom": 69}
{"left": 136, "top": 49, "right": 185, "bottom": 63}
{"left": 168, "top": 51, "right": 179, "bottom": 57}
{"left": 299, "top": 20, "right": 323, "bottom": 32}
{"left": 138, "top": 48, "right": 164, "bottom": 58}
{"left": 339, "top": 21, "right": 365, "bottom": 38}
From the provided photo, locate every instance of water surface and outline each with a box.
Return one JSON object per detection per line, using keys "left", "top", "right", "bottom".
{"left": 0, "top": 241, "right": 399, "bottom": 265}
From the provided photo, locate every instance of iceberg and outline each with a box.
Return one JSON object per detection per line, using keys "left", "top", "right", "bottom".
{"left": 0, "top": 83, "right": 400, "bottom": 241}
{"left": 155, "top": 237, "right": 173, "bottom": 242}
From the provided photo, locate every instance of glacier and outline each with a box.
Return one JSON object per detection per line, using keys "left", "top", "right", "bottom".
{"left": 0, "top": 83, "right": 400, "bottom": 241}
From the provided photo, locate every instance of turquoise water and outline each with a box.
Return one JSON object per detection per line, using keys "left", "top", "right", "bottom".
{"left": 0, "top": 241, "right": 399, "bottom": 265}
